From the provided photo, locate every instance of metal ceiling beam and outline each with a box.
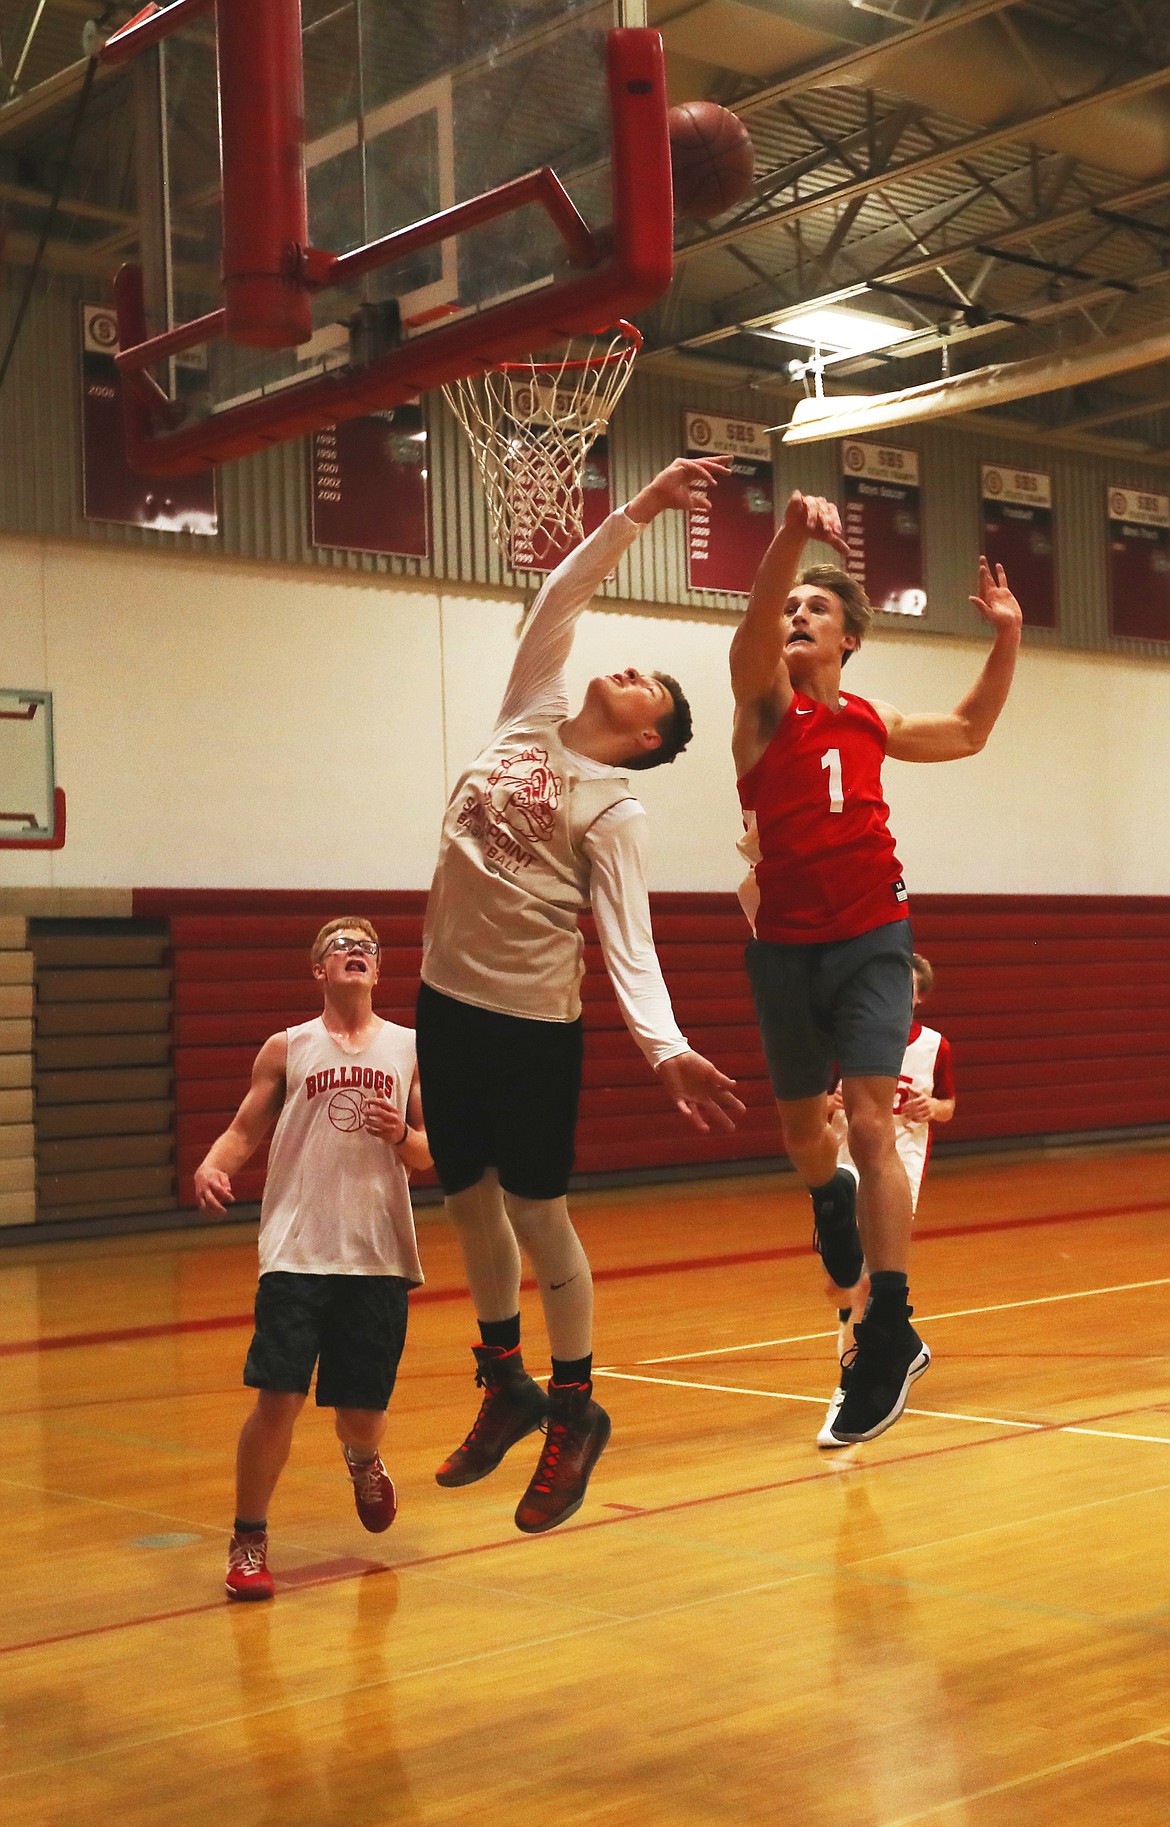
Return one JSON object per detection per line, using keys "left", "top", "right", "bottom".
{"left": 674, "top": 56, "right": 1170, "bottom": 271}
{"left": 660, "top": 167, "right": 1170, "bottom": 354}
{"left": 0, "top": 175, "right": 134, "bottom": 225}
{"left": 1061, "top": 385, "right": 1170, "bottom": 430}
{"left": 715, "top": 0, "right": 1021, "bottom": 118}
{"left": 0, "top": 52, "right": 112, "bottom": 142}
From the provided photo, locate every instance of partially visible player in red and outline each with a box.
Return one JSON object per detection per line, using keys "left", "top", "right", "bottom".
{"left": 731, "top": 491, "right": 1021, "bottom": 1444}
{"left": 818, "top": 950, "right": 955, "bottom": 1446}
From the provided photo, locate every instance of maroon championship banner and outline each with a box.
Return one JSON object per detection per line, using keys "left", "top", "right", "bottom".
{"left": 1107, "top": 486, "right": 1170, "bottom": 641}
{"left": 685, "top": 412, "right": 775, "bottom": 594}
{"left": 981, "top": 464, "right": 1056, "bottom": 629}
{"left": 509, "top": 435, "right": 612, "bottom": 575}
{"left": 80, "top": 306, "right": 217, "bottom": 534}
{"left": 310, "top": 405, "right": 429, "bottom": 557}
{"left": 841, "top": 440, "right": 925, "bottom": 617}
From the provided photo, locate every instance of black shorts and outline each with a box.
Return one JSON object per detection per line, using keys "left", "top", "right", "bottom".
{"left": 746, "top": 918, "right": 914, "bottom": 1102}
{"left": 243, "top": 1272, "right": 410, "bottom": 1410}
{"left": 415, "top": 980, "right": 583, "bottom": 1200}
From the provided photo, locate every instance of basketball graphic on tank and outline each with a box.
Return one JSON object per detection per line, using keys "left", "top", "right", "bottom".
{"left": 487, "top": 748, "right": 563, "bottom": 842}
{"left": 328, "top": 1088, "right": 368, "bottom": 1132}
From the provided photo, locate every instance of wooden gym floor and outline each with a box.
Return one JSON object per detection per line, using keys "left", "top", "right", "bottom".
{"left": 2, "top": 1142, "right": 1169, "bottom": 1826}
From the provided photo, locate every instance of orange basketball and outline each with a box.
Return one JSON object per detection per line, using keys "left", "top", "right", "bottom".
{"left": 668, "top": 102, "right": 755, "bottom": 220}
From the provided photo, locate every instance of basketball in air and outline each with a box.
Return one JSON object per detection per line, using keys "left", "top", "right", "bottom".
{"left": 668, "top": 102, "right": 755, "bottom": 219}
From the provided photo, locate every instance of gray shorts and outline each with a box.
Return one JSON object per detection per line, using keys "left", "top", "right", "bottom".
{"left": 745, "top": 919, "right": 914, "bottom": 1102}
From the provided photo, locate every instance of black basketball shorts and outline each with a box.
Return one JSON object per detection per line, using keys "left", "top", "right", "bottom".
{"left": 243, "top": 1271, "right": 410, "bottom": 1410}
{"left": 745, "top": 917, "right": 914, "bottom": 1102}
{"left": 415, "top": 980, "right": 584, "bottom": 1201}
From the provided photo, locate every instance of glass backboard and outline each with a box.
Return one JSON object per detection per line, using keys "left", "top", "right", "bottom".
{"left": 0, "top": 689, "right": 64, "bottom": 849}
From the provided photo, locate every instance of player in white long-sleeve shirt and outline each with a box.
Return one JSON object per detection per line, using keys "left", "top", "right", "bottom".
{"left": 418, "top": 455, "right": 744, "bottom": 1534}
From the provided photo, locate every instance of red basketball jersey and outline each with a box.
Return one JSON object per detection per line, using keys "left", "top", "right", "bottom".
{"left": 737, "top": 688, "right": 908, "bottom": 943}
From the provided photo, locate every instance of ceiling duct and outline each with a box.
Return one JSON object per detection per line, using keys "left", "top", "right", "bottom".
{"left": 780, "top": 316, "right": 1170, "bottom": 443}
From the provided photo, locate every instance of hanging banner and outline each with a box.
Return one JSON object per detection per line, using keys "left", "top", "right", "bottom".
{"left": 981, "top": 464, "right": 1056, "bottom": 629}
{"left": 685, "top": 412, "right": 775, "bottom": 595}
{"left": 508, "top": 435, "right": 612, "bottom": 575}
{"left": 310, "top": 405, "right": 430, "bottom": 556}
{"left": 1107, "top": 487, "right": 1170, "bottom": 641}
{"left": 79, "top": 306, "right": 217, "bottom": 534}
{"left": 841, "top": 440, "right": 925, "bottom": 616}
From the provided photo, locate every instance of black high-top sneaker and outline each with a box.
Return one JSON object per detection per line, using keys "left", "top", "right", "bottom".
{"left": 435, "top": 1344, "right": 550, "bottom": 1487}
{"left": 811, "top": 1168, "right": 864, "bottom": 1291}
{"left": 514, "top": 1381, "right": 612, "bottom": 1534}
{"left": 829, "top": 1308, "right": 930, "bottom": 1444}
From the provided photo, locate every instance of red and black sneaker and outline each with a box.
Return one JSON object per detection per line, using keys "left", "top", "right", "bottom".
{"left": 435, "top": 1344, "right": 550, "bottom": 1488}
{"left": 344, "top": 1448, "right": 398, "bottom": 1533}
{"left": 514, "top": 1381, "right": 611, "bottom": 1534}
{"left": 225, "top": 1530, "right": 274, "bottom": 1602}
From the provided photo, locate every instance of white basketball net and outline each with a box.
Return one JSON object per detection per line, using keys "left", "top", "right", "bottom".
{"left": 442, "top": 324, "right": 640, "bottom": 568}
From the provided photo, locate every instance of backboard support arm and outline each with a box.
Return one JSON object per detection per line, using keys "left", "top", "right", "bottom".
{"left": 103, "top": 15, "right": 672, "bottom": 476}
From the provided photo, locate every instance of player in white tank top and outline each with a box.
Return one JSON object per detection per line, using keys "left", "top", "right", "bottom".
{"left": 194, "top": 918, "right": 431, "bottom": 1600}
{"left": 421, "top": 457, "right": 746, "bottom": 1539}
{"left": 819, "top": 953, "right": 955, "bottom": 1447}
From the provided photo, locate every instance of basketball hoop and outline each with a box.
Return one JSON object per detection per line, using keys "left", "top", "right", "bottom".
{"left": 443, "top": 322, "right": 641, "bottom": 568}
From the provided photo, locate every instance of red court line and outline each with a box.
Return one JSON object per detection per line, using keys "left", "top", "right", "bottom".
{"left": 1, "top": 1196, "right": 1165, "bottom": 1361}
{"left": 3, "top": 1392, "right": 1167, "bottom": 1660}
{"left": 0, "top": 1561, "right": 397, "bottom": 1657}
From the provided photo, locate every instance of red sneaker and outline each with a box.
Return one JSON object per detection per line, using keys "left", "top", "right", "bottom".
{"left": 344, "top": 1448, "right": 398, "bottom": 1533}
{"left": 514, "top": 1381, "right": 611, "bottom": 1535}
{"left": 225, "top": 1530, "right": 274, "bottom": 1602}
{"left": 435, "top": 1344, "right": 549, "bottom": 1488}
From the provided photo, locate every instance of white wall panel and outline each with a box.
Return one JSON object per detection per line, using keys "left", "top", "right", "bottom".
{"left": 33, "top": 545, "right": 447, "bottom": 888}
{"left": 3, "top": 532, "right": 1169, "bottom": 895}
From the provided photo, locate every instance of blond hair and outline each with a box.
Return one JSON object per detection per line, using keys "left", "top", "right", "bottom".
{"left": 798, "top": 563, "right": 872, "bottom": 660}
{"left": 912, "top": 952, "right": 934, "bottom": 996}
{"left": 310, "top": 916, "right": 380, "bottom": 965}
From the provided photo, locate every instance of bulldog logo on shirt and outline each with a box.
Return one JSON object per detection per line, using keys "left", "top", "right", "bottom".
{"left": 486, "top": 746, "right": 562, "bottom": 843}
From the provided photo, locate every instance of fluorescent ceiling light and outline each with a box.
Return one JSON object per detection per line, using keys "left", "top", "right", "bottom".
{"left": 759, "top": 305, "right": 915, "bottom": 355}
{"left": 767, "top": 393, "right": 876, "bottom": 434}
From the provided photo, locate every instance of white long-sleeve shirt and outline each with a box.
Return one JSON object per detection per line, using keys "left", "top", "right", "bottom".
{"left": 421, "top": 508, "right": 688, "bottom": 1067}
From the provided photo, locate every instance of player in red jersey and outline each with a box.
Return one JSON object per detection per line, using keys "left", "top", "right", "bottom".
{"left": 731, "top": 491, "right": 1021, "bottom": 1443}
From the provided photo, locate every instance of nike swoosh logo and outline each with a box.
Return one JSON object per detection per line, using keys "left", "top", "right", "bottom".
{"left": 795, "top": 708, "right": 814, "bottom": 715}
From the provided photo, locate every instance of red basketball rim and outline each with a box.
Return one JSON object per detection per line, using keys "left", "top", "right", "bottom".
{"left": 493, "top": 321, "right": 642, "bottom": 377}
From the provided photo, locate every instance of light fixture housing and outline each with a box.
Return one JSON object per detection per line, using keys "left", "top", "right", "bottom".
{"left": 756, "top": 304, "right": 915, "bottom": 356}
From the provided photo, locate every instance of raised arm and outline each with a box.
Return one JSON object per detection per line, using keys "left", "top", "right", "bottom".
{"left": 497, "top": 456, "right": 733, "bottom": 730}
{"left": 193, "top": 1032, "right": 288, "bottom": 1217}
{"left": 877, "top": 559, "right": 1023, "bottom": 762}
{"left": 586, "top": 806, "right": 744, "bottom": 1134}
{"left": 730, "top": 491, "right": 849, "bottom": 773}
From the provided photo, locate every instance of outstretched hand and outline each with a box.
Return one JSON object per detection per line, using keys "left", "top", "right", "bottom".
{"left": 627, "top": 456, "right": 735, "bottom": 523}
{"left": 780, "top": 489, "right": 851, "bottom": 558}
{"left": 656, "top": 1050, "right": 746, "bottom": 1134}
{"left": 970, "top": 556, "right": 1023, "bottom": 635}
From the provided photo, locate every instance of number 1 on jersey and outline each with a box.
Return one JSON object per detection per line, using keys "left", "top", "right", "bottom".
{"left": 821, "top": 747, "right": 844, "bottom": 813}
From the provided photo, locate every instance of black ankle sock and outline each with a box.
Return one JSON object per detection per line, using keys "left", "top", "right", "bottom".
{"left": 810, "top": 1169, "right": 853, "bottom": 1224}
{"left": 551, "top": 1353, "right": 592, "bottom": 1386}
{"left": 866, "top": 1271, "right": 910, "bottom": 1320}
{"left": 837, "top": 1307, "right": 852, "bottom": 1325}
{"left": 479, "top": 1314, "right": 521, "bottom": 1353}
{"left": 234, "top": 1517, "right": 266, "bottom": 1536}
